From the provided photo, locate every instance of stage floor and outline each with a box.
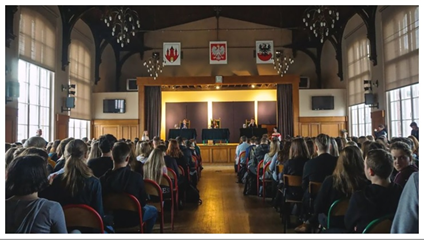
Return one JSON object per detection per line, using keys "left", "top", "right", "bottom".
{"left": 198, "top": 143, "right": 239, "bottom": 164}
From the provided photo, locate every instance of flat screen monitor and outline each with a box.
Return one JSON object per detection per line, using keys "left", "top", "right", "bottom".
{"left": 311, "top": 96, "right": 334, "bottom": 110}
{"left": 103, "top": 99, "right": 126, "bottom": 113}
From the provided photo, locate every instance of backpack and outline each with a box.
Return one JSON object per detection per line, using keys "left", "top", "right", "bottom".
{"left": 186, "top": 183, "right": 202, "bottom": 205}
{"left": 243, "top": 171, "right": 257, "bottom": 195}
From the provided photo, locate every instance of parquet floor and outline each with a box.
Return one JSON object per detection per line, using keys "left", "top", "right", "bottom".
{"left": 154, "top": 164, "right": 296, "bottom": 234}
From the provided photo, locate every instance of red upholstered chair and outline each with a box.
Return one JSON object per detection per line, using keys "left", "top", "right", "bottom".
{"left": 103, "top": 193, "right": 144, "bottom": 233}
{"left": 262, "top": 161, "right": 273, "bottom": 202}
{"left": 256, "top": 160, "right": 264, "bottom": 197}
{"left": 166, "top": 167, "right": 179, "bottom": 211}
{"left": 237, "top": 151, "right": 246, "bottom": 172}
{"left": 161, "top": 173, "right": 175, "bottom": 230}
{"left": 62, "top": 204, "right": 104, "bottom": 233}
{"left": 144, "top": 179, "right": 165, "bottom": 233}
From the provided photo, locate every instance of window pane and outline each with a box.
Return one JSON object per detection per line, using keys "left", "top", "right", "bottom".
{"left": 17, "top": 124, "right": 28, "bottom": 141}
{"left": 401, "top": 86, "right": 412, "bottom": 99}
{"left": 401, "top": 99, "right": 412, "bottom": 120}
{"left": 412, "top": 98, "right": 419, "bottom": 120}
{"left": 390, "top": 89, "right": 400, "bottom": 101}
{"left": 29, "top": 105, "right": 39, "bottom": 125}
{"left": 412, "top": 84, "right": 419, "bottom": 97}
{"left": 390, "top": 101, "right": 401, "bottom": 121}
{"left": 18, "top": 82, "right": 28, "bottom": 103}
{"left": 391, "top": 121, "right": 402, "bottom": 138}
{"left": 29, "top": 125, "right": 39, "bottom": 138}
{"left": 29, "top": 84, "right": 39, "bottom": 105}
{"left": 39, "top": 107, "right": 50, "bottom": 127}
{"left": 40, "top": 68, "right": 49, "bottom": 88}
{"left": 402, "top": 120, "right": 411, "bottom": 137}
{"left": 18, "top": 103, "right": 28, "bottom": 125}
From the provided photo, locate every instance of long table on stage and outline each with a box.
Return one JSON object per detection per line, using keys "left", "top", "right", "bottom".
{"left": 198, "top": 143, "right": 238, "bottom": 163}
{"left": 239, "top": 128, "right": 268, "bottom": 139}
{"left": 168, "top": 129, "right": 197, "bottom": 140}
{"left": 201, "top": 128, "right": 230, "bottom": 143}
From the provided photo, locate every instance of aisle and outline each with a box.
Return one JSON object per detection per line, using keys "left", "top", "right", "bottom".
{"left": 156, "top": 164, "right": 293, "bottom": 233}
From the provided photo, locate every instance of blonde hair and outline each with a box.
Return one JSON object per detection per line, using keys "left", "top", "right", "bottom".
{"left": 268, "top": 138, "right": 280, "bottom": 157}
{"left": 63, "top": 139, "right": 92, "bottom": 197}
{"left": 87, "top": 141, "right": 101, "bottom": 160}
{"left": 143, "top": 148, "right": 166, "bottom": 184}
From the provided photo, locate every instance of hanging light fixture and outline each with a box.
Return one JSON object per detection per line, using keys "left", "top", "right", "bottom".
{"left": 273, "top": 50, "right": 294, "bottom": 77}
{"left": 302, "top": 6, "right": 339, "bottom": 43}
{"left": 103, "top": 7, "right": 141, "bottom": 48}
{"left": 143, "top": 52, "right": 165, "bottom": 80}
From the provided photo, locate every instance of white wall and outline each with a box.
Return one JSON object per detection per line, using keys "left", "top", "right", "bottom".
{"left": 92, "top": 92, "right": 138, "bottom": 119}
{"left": 299, "top": 89, "right": 346, "bottom": 117}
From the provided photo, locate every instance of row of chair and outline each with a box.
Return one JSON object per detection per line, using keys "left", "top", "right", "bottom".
{"left": 62, "top": 167, "right": 182, "bottom": 233}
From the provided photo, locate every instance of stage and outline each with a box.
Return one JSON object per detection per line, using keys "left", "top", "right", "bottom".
{"left": 198, "top": 143, "right": 239, "bottom": 164}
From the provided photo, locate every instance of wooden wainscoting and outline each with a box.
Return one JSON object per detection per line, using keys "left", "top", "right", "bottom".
{"left": 56, "top": 114, "right": 70, "bottom": 140}
{"left": 199, "top": 143, "right": 238, "bottom": 163}
{"left": 92, "top": 119, "right": 139, "bottom": 140}
{"left": 298, "top": 116, "right": 347, "bottom": 137}
{"left": 5, "top": 106, "right": 18, "bottom": 143}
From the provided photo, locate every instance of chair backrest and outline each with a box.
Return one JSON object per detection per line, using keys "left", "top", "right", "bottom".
{"left": 239, "top": 151, "right": 246, "bottom": 161}
{"left": 257, "top": 160, "right": 264, "bottom": 175}
{"left": 63, "top": 204, "right": 104, "bottom": 233}
{"left": 166, "top": 167, "right": 178, "bottom": 188}
{"left": 283, "top": 174, "right": 302, "bottom": 187}
{"left": 277, "top": 165, "right": 284, "bottom": 175}
{"left": 308, "top": 181, "right": 322, "bottom": 196}
{"left": 327, "top": 198, "right": 350, "bottom": 229}
{"left": 262, "top": 161, "right": 272, "bottom": 177}
{"left": 177, "top": 165, "right": 185, "bottom": 176}
{"left": 103, "top": 193, "right": 143, "bottom": 231}
{"left": 160, "top": 173, "right": 174, "bottom": 196}
{"left": 362, "top": 214, "right": 394, "bottom": 233}
{"left": 144, "top": 179, "right": 164, "bottom": 212}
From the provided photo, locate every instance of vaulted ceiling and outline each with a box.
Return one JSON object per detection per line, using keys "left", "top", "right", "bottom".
{"left": 6, "top": 6, "right": 379, "bottom": 87}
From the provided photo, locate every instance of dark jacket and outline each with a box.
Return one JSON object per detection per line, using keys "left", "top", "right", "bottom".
{"left": 254, "top": 144, "right": 270, "bottom": 166}
{"left": 345, "top": 183, "right": 402, "bottom": 233}
{"left": 179, "top": 145, "right": 195, "bottom": 170}
{"left": 40, "top": 174, "right": 104, "bottom": 217}
{"left": 87, "top": 156, "right": 114, "bottom": 178}
{"left": 393, "top": 164, "right": 418, "bottom": 188}
{"left": 164, "top": 155, "right": 180, "bottom": 179}
{"left": 302, "top": 153, "right": 338, "bottom": 191}
{"left": 53, "top": 158, "right": 65, "bottom": 172}
{"left": 411, "top": 129, "right": 419, "bottom": 140}
{"left": 283, "top": 156, "right": 309, "bottom": 176}
{"left": 99, "top": 166, "right": 148, "bottom": 207}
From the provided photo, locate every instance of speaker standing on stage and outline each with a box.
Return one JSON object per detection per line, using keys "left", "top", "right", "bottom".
{"left": 180, "top": 119, "right": 189, "bottom": 129}
{"left": 248, "top": 118, "right": 257, "bottom": 128}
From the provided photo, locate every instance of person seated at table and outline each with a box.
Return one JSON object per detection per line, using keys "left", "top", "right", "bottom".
{"left": 248, "top": 118, "right": 257, "bottom": 128}
{"left": 210, "top": 120, "right": 219, "bottom": 129}
{"left": 271, "top": 127, "right": 282, "bottom": 141}
{"left": 180, "top": 119, "right": 189, "bottom": 129}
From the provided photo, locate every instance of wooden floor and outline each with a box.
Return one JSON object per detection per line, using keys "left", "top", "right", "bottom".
{"left": 154, "top": 164, "right": 296, "bottom": 234}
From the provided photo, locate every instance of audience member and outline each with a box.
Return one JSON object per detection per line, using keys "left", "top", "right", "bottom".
{"left": 390, "top": 141, "right": 418, "bottom": 187}
{"left": 87, "top": 134, "right": 116, "bottom": 178}
{"left": 409, "top": 122, "right": 419, "bottom": 140}
{"left": 143, "top": 148, "right": 167, "bottom": 184}
{"left": 345, "top": 149, "right": 402, "bottom": 233}
{"left": 6, "top": 155, "right": 67, "bottom": 233}
{"left": 52, "top": 138, "right": 75, "bottom": 173}
{"left": 87, "top": 140, "right": 102, "bottom": 160}
{"left": 329, "top": 137, "right": 339, "bottom": 157}
{"left": 391, "top": 172, "right": 418, "bottom": 233}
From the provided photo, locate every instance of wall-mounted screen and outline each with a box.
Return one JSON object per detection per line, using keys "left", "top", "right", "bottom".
{"left": 103, "top": 99, "right": 126, "bottom": 113}
{"left": 311, "top": 96, "right": 334, "bottom": 110}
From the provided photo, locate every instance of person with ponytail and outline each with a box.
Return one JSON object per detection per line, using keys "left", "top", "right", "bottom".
{"left": 143, "top": 148, "right": 167, "bottom": 185}
{"left": 40, "top": 139, "right": 106, "bottom": 232}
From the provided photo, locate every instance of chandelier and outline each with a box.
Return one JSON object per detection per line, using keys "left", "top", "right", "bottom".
{"left": 303, "top": 6, "right": 339, "bottom": 43}
{"left": 103, "top": 7, "right": 141, "bottom": 48}
{"left": 273, "top": 50, "right": 294, "bottom": 77}
{"left": 143, "top": 52, "right": 165, "bottom": 80}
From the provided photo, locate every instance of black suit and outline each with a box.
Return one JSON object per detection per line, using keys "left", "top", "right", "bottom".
{"left": 248, "top": 122, "right": 257, "bottom": 128}
{"left": 180, "top": 123, "right": 188, "bottom": 129}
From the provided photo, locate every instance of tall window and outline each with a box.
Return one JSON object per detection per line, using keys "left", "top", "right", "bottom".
{"left": 69, "top": 40, "right": 92, "bottom": 121}
{"left": 17, "top": 60, "right": 53, "bottom": 141}
{"left": 68, "top": 119, "right": 90, "bottom": 140}
{"left": 349, "top": 104, "right": 372, "bottom": 137}
{"left": 346, "top": 25, "right": 371, "bottom": 135}
{"left": 18, "top": 8, "right": 56, "bottom": 141}
{"left": 387, "top": 84, "right": 419, "bottom": 138}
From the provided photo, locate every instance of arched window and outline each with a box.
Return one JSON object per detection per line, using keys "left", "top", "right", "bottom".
{"left": 346, "top": 23, "right": 372, "bottom": 137}
{"left": 17, "top": 7, "right": 56, "bottom": 141}
{"left": 383, "top": 6, "right": 419, "bottom": 138}
{"left": 68, "top": 40, "right": 92, "bottom": 139}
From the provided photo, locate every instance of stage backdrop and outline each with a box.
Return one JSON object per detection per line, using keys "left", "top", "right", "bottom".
{"left": 212, "top": 101, "right": 255, "bottom": 143}
{"left": 165, "top": 102, "right": 208, "bottom": 142}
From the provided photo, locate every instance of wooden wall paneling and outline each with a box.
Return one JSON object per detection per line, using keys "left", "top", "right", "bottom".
{"left": 92, "top": 120, "right": 139, "bottom": 139}
{"left": 5, "top": 107, "right": 18, "bottom": 143}
{"left": 298, "top": 117, "right": 348, "bottom": 137}
{"left": 300, "top": 124, "right": 310, "bottom": 137}
{"left": 321, "top": 123, "right": 340, "bottom": 137}
{"left": 310, "top": 123, "right": 320, "bottom": 137}
{"left": 212, "top": 148, "right": 228, "bottom": 163}
{"left": 371, "top": 110, "right": 385, "bottom": 133}
{"left": 122, "top": 126, "right": 130, "bottom": 139}
{"left": 200, "top": 148, "right": 211, "bottom": 163}
{"left": 130, "top": 126, "right": 139, "bottom": 140}
{"left": 55, "top": 114, "right": 70, "bottom": 140}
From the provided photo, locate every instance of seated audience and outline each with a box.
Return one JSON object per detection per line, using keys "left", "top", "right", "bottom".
{"left": 345, "top": 149, "right": 402, "bottom": 233}
{"left": 296, "top": 145, "right": 368, "bottom": 233}
{"left": 48, "top": 140, "right": 61, "bottom": 162}
{"left": 87, "top": 140, "right": 102, "bottom": 160}
{"left": 87, "top": 134, "right": 116, "bottom": 178}
{"left": 143, "top": 148, "right": 168, "bottom": 184}
{"left": 100, "top": 142, "right": 157, "bottom": 233}
{"left": 157, "top": 145, "right": 179, "bottom": 178}
{"left": 6, "top": 155, "right": 67, "bottom": 233}
{"left": 23, "top": 136, "right": 47, "bottom": 149}
{"left": 52, "top": 138, "right": 75, "bottom": 173}
{"left": 391, "top": 172, "right": 418, "bottom": 233}
{"left": 263, "top": 138, "right": 280, "bottom": 179}
{"left": 271, "top": 127, "right": 282, "bottom": 141}
{"left": 5, "top": 147, "right": 18, "bottom": 168}
{"left": 249, "top": 137, "right": 270, "bottom": 175}
{"left": 390, "top": 141, "right": 418, "bottom": 187}
{"left": 329, "top": 137, "right": 339, "bottom": 157}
